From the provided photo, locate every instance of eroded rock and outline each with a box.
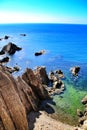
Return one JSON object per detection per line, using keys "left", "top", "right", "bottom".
{"left": 70, "top": 66, "right": 80, "bottom": 76}
{"left": 0, "top": 65, "right": 49, "bottom": 130}
{"left": 0, "top": 42, "right": 22, "bottom": 55}
{"left": 34, "top": 66, "right": 49, "bottom": 85}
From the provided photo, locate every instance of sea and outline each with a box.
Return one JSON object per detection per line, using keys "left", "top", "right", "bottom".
{"left": 0, "top": 23, "right": 87, "bottom": 125}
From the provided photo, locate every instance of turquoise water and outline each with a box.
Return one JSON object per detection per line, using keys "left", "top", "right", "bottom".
{"left": 0, "top": 23, "right": 87, "bottom": 124}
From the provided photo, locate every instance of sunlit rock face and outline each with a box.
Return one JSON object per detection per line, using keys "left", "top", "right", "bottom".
{"left": 0, "top": 65, "right": 49, "bottom": 130}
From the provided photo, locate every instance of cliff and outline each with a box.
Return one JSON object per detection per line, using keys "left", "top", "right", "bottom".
{"left": 0, "top": 65, "right": 49, "bottom": 130}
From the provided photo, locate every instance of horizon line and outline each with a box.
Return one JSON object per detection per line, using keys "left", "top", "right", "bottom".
{"left": 0, "top": 22, "right": 87, "bottom": 25}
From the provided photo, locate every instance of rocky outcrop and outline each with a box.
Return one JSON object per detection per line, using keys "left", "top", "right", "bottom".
{"left": 34, "top": 66, "right": 49, "bottom": 85}
{"left": 0, "top": 56, "right": 9, "bottom": 64}
{"left": 0, "top": 42, "right": 22, "bottom": 55}
{"left": 0, "top": 65, "right": 49, "bottom": 130}
{"left": 48, "top": 70, "right": 65, "bottom": 95}
{"left": 22, "top": 68, "right": 48, "bottom": 100}
{"left": 34, "top": 50, "right": 46, "bottom": 56}
{"left": 70, "top": 66, "right": 80, "bottom": 76}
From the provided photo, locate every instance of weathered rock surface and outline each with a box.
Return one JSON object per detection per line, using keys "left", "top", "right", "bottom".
{"left": 34, "top": 66, "right": 49, "bottom": 85}
{"left": 0, "top": 65, "right": 49, "bottom": 130}
{"left": 0, "top": 42, "right": 22, "bottom": 55}
{"left": 0, "top": 56, "right": 9, "bottom": 64}
{"left": 81, "top": 95, "right": 87, "bottom": 105}
{"left": 22, "top": 68, "right": 49, "bottom": 100}
{"left": 70, "top": 66, "right": 80, "bottom": 76}
{"left": 77, "top": 95, "right": 87, "bottom": 130}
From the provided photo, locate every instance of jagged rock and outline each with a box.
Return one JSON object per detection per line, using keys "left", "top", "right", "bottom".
{"left": 55, "top": 69, "right": 64, "bottom": 78}
{"left": 53, "top": 80, "right": 64, "bottom": 89}
{"left": 0, "top": 65, "right": 20, "bottom": 74}
{"left": 77, "top": 109, "right": 83, "bottom": 117}
{"left": 34, "top": 66, "right": 49, "bottom": 85}
{"left": 22, "top": 68, "right": 49, "bottom": 100}
{"left": 34, "top": 50, "right": 46, "bottom": 56}
{"left": 0, "top": 42, "right": 22, "bottom": 55}
{"left": 0, "top": 57, "right": 9, "bottom": 64}
{"left": 81, "top": 95, "right": 87, "bottom": 105}
{"left": 70, "top": 66, "right": 80, "bottom": 76}
{"left": 0, "top": 67, "right": 28, "bottom": 130}
{"left": 49, "top": 71, "right": 58, "bottom": 82}
{"left": 0, "top": 65, "right": 49, "bottom": 130}
{"left": 16, "top": 76, "right": 39, "bottom": 112}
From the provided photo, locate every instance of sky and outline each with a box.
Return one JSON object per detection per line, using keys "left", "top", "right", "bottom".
{"left": 0, "top": 0, "right": 87, "bottom": 24}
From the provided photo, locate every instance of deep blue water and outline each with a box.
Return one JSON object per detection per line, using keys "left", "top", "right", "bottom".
{"left": 0, "top": 23, "right": 87, "bottom": 124}
{"left": 0, "top": 24, "right": 87, "bottom": 73}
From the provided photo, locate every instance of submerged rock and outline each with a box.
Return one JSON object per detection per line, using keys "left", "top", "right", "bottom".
{"left": 0, "top": 42, "right": 22, "bottom": 55}
{"left": 20, "top": 34, "right": 26, "bottom": 36}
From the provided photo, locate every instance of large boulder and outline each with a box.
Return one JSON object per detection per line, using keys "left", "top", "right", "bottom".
{"left": 0, "top": 42, "right": 22, "bottom": 55}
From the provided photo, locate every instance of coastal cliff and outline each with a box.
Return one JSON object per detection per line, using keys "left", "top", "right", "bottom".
{"left": 0, "top": 65, "right": 49, "bottom": 130}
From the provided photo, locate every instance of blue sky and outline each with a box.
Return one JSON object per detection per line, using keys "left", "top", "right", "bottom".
{"left": 0, "top": 0, "right": 87, "bottom": 24}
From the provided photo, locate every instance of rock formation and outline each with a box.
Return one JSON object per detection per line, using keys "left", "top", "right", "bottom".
{"left": 34, "top": 66, "right": 49, "bottom": 85}
{"left": 77, "top": 95, "right": 87, "bottom": 130}
{"left": 0, "top": 56, "right": 9, "bottom": 64}
{"left": 0, "top": 65, "right": 49, "bottom": 130}
{"left": 0, "top": 42, "right": 22, "bottom": 55}
{"left": 70, "top": 66, "right": 80, "bottom": 76}
{"left": 34, "top": 50, "right": 46, "bottom": 56}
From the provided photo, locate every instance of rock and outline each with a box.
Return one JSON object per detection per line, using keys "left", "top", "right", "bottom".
{"left": 53, "top": 80, "right": 64, "bottom": 89}
{"left": 55, "top": 69, "right": 64, "bottom": 78}
{"left": 0, "top": 65, "right": 20, "bottom": 74}
{"left": 81, "top": 95, "right": 87, "bottom": 105}
{"left": 49, "top": 71, "right": 58, "bottom": 82}
{"left": 0, "top": 65, "right": 49, "bottom": 130}
{"left": 22, "top": 68, "right": 49, "bottom": 100}
{"left": 0, "top": 42, "right": 22, "bottom": 55}
{"left": 20, "top": 34, "right": 26, "bottom": 36}
{"left": 4, "top": 35, "right": 10, "bottom": 40}
{"left": 34, "top": 50, "right": 46, "bottom": 56}
{"left": 0, "top": 57, "right": 9, "bottom": 64}
{"left": 34, "top": 66, "right": 49, "bottom": 85}
{"left": 0, "top": 66, "right": 28, "bottom": 130}
{"left": 70, "top": 66, "right": 80, "bottom": 76}
{"left": 77, "top": 109, "right": 83, "bottom": 117}
{"left": 82, "top": 120, "right": 87, "bottom": 130}
{"left": 13, "top": 66, "right": 20, "bottom": 71}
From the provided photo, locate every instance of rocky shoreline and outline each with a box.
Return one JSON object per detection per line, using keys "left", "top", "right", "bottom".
{"left": 0, "top": 64, "right": 87, "bottom": 130}
{"left": 0, "top": 41, "right": 87, "bottom": 130}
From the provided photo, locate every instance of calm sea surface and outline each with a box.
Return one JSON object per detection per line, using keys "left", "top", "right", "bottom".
{"left": 0, "top": 23, "right": 87, "bottom": 125}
